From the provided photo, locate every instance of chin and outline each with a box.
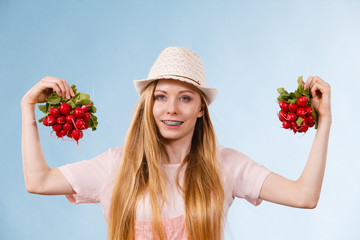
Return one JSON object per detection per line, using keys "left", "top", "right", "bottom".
{"left": 159, "top": 133, "right": 182, "bottom": 141}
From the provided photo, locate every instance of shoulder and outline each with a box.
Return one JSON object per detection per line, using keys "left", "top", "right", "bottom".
{"left": 106, "top": 145, "right": 124, "bottom": 170}
{"left": 108, "top": 145, "right": 124, "bottom": 159}
{"left": 216, "top": 145, "right": 250, "bottom": 163}
{"left": 216, "top": 145, "right": 259, "bottom": 175}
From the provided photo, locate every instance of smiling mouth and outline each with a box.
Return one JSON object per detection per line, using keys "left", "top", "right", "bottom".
{"left": 161, "top": 120, "right": 184, "bottom": 126}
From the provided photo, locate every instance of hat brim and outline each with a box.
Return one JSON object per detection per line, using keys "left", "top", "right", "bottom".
{"left": 133, "top": 76, "right": 218, "bottom": 105}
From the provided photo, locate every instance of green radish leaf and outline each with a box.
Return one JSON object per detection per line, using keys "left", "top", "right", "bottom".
{"left": 297, "top": 76, "right": 304, "bottom": 87}
{"left": 277, "top": 88, "right": 288, "bottom": 95}
{"left": 71, "top": 85, "right": 79, "bottom": 96}
{"left": 88, "top": 114, "right": 98, "bottom": 131}
{"left": 74, "top": 93, "right": 91, "bottom": 106}
{"left": 88, "top": 105, "right": 97, "bottom": 113}
{"left": 67, "top": 98, "right": 76, "bottom": 109}
{"left": 312, "top": 106, "right": 319, "bottom": 129}
{"left": 287, "top": 98, "right": 297, "bottom": 104}
{"left": 46, "top": 94, "right": 61, "bottom": 105}
{"left": 296, "top": 117, "right": 303, "bottom": 126}
{"left": 38, "top": 115, "right": 47, "bottom": 123}
{"left": 38, "top": 104, "right": 48, "bottom": 114}
{"left": 277, "top": 96, "right": 285, "bottom": 102}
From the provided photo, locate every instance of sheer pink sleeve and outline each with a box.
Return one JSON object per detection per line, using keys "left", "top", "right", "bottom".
{"left": 58, "top": 146, "right": 123, "bottom": 204}
{"left": 218, "top": 146, "right": 272, "bottom": 206}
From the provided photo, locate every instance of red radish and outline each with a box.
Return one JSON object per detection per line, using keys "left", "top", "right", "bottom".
{"left": 67, "top": 131, "right": 72, "bottom": 138}
{"left": 83, "top": 112, "right": 91, "bottom": 121}
{"left": 45, "top": 115, "right": 56, "bottom": 126}
{"left": 39, "top": 85, "right": 98, "bottom": 144}
{"left": 277, "top": 78, "right": 318, "bottom": 134}
{"left": 60, "top": 130, "right": 67, "bottom": 137}
{"left": 282, "top": 121, "right": 291, "bottom": 129}
{"left": 288, "top": 103, "right": 298, "bottom": 112}
{"left": 72, "top": 129, "right": 82, "bottom": 142}
{"left": 278, "top": 111, "right": 287, "bottom": 121}
{"left": 307, "top": 115, "right": 315, "bottom": 123}
{"left": 66, "top": 114, "right": 76, "bottom": 123}
{"left": 56, "top": 131, "right": 62, "bottom": 138}
{"left": 291, "top": 122, "right": 299, "bottom": 133}
{"left": 296, "top": 96, "right": 308, "bottom": 107}
{"left": 305, "top": 106, "right": 313, "bottom": 115}
{"left": 75, "top": 118, "right": 86, "bottom": 130}
{"left": 300, "top": 121, "right": 309, "bottom": 132}
{"left": 63, "top": 122, "right": 73, "bottom": 132}
{"left": 287, "top": 112, "right": 297, "bottom": 122}
{"left": 81, "top": 104, "right": 89, "bottom": 112}
{"left": 56, "top": 129, "right": 67, "bottom": 138}
{"left": 52, "top": 124, "right": 62, "bottom": 132}
{"left": 49, "top": 107, "right": 60, "bottom": 118}
{"left": 56, "top": 115, "right": 66, "bottom": 124}
{"left": 79, "top": 130, "right": 84, "bottom": 139}
{"left": 296, "top": 108, "right": 306, "bottom": 117}
{"left": 291, "top": 121, "right": 298, "bottom": 129}
{"left": 301, "top": 116, "right": 307, "bottom": 123}
{"left": 60, "top": 102, "right": 71, "bottom": 115}
{"left": 278, "top": 101, "right": 289, "bottom": 112}
{"left": 74, "top": 107, "right": 84, "bottom": 118}
{"left": 43, "top": 117, "right": 49, "bottom": 126}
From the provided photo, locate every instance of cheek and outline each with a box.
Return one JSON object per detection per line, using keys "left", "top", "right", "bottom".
{"left": 152, "top": 103, "right": 161, "bottom": 120}
{"left": 185, "top": 107, "right": 201, "bottom": 120}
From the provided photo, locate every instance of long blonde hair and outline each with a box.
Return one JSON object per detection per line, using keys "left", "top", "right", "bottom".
{"left": 108, "top": 80, "right": 225, "bottom": 240}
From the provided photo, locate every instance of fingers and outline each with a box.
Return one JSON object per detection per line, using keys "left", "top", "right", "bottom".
{"left": 41, "top": 76, "right": 75, "bottom": 99}
{"left": 304, "top": 76, "right": 331, "bottom": 97}
{"left": 40, "top": 77, "right": 61, "bottom": 97}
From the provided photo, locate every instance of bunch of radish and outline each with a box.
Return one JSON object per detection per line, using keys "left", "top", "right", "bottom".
{"left": 277, "top": 76, "right": 318, "bottom": 134}
{"left": 38, "top": 85, "right": 98, "bottom": 144}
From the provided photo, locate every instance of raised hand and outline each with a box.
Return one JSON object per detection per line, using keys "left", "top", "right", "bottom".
{"left": 22, "top": 76, "right": 75, "bottom": 106}
{"left": 304, "top": 76, "right": 332, "bottom": 122}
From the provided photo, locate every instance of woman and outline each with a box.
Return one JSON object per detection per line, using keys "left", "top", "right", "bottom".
{"left": 21, "top": 47, "right": 332, "bottom": 240}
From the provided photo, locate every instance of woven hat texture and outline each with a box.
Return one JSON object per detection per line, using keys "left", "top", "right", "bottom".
{"left": 133, "top": 46, "right": 218, "bottom": 105}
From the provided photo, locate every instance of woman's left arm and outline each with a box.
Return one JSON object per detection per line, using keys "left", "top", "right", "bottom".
{"left": 259, "top": 76, "right": 332, "bottom": 209}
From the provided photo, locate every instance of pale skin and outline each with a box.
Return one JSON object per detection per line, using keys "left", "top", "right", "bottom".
{"left": 22, "top": 76, "right": 331, "bottom": 210}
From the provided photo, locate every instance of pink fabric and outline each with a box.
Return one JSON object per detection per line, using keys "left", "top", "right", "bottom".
{"left": 58, "top": 145, "right": 272, "bottom": 238}
{"left": 135, "top": 215, "right": 187, "bottom": 240}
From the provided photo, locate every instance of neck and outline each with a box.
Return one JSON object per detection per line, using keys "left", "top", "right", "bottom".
{"left": 161, "top": 137, "right": 192, "bottom": 164}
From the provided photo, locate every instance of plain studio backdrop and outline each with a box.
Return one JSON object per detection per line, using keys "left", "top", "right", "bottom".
{"left": 1, "top": 0, "right": 359, "bottom": 239}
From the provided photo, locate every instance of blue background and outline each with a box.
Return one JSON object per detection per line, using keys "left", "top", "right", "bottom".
{"left": 1, "top": 0, "right": 360, "bottom": 239}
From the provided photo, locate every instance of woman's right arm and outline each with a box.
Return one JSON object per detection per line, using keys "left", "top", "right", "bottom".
{"left": 22, "top": 76, "right": 76, "bottom": 195}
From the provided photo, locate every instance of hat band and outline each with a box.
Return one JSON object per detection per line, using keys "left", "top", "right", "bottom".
{"left": 155, "top": 74, "right": 200, "bottom": 85}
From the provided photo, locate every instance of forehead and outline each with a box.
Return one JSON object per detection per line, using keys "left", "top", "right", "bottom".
{"left": 155, "top": 79, "right": 200, "bottom": 93}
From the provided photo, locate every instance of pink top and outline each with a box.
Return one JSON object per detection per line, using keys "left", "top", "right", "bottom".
{"left": 58, "top": 145, "right": 272, "bottom": 239}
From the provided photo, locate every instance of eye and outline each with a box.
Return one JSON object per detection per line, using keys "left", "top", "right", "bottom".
{"left": 180, "top": 96, "right": 191, "bottom": 102}
{"left": 154, "top": 95, "right": 166, "bottom": 101}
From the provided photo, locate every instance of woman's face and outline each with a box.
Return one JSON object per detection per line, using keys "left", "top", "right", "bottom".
{"left": 152, "top": 79, "right": 204, "bottom": 144}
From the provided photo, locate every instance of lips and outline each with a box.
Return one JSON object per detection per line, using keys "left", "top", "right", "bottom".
{"left": 161, "top": 120, "right": 184, "bottom": 126}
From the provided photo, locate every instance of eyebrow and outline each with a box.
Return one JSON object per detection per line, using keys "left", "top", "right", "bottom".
{"left": 154, "top": 90, "right": 195, "bottom": 94}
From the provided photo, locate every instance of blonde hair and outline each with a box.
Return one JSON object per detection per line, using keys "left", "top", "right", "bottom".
{"left": 108, "top": 80, "right": 225, "bottom": 240}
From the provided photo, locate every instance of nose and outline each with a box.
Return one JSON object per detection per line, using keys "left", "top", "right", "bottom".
{"left": 166, "top": 99, "right": 179, "bottom": 115}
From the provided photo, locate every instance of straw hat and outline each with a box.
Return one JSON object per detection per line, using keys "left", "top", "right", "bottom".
{"left": 133, "top": 46, "right": 218, "bottom": 105}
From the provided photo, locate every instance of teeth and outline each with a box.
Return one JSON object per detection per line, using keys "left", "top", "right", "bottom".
{"left": 162, "top": 120, "right": 183, "bottom": 126}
